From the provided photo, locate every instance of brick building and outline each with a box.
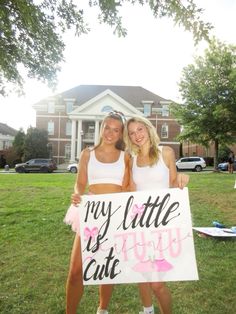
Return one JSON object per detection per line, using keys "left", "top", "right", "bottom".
{"left": 182, "top": 141, "right": 215, "bottom": 157}
{"left": 32, "top": 85, "right": 181, "bottom": 164}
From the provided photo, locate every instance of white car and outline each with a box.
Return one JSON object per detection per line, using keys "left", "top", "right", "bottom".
{"left": 67, "top": 163, "right": 78, "bottom": 173}
{"left": 176, "top": 157, "right": 206, "bottom": 172}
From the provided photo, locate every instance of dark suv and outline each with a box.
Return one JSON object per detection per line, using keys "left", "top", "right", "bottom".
{"left": 15, "top": 159, "right": 57, "bottom": 173}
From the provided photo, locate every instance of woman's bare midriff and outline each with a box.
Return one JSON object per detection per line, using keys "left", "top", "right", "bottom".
{"left": 88, "top": 183, "right": 123, "bottom": 195}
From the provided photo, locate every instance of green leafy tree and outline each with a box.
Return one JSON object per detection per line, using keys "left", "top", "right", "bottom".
{"left": 24, "top": 127, "right": 49, "bottom": 160}
{"left": 173, "top": 39, "right": 236, "bottom": 168}
{"left": 218, "top": 145, "right": 232, "bottom": 163}
{"left": 0, "top": 0, "right": 212, "bottom": 96}
{"left": 13, "top": 128, "right": 25, "bottom": 161}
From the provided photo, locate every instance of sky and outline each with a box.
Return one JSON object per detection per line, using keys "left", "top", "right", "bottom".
{"left": 1, "top": 0, "right": 236, "bottom": 132}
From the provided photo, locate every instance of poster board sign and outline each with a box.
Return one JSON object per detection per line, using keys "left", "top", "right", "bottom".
{"left": 193, "top": 227, "right": 236, "bottom": 238}
{"left": 79, "top": 187, "right": 198, "bottom": 285}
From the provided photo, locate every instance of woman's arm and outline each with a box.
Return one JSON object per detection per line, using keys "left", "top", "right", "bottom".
{"left": 162, "top": 146, "right": 177, "bottom": 187}
{"left": 127, "top": 154, "right": 136, "bottom": 192}
{"left": 122, "top": 152, "right": 131, "bottom": 192}
{"left": 122, "top": 153, "right": 137, "bottom": 192}
{"left": 162, "top": 146, "right": 189, "bottom": 188}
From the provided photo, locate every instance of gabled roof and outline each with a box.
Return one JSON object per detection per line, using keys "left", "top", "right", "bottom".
{"left": 0, "top": 123, "right": 18, "bottom": 136}
{"left": 59, "top": 85, "right": 170, "bottom": 108}
{"left": 69, "top": 89, "right": 142, "bottom": 117}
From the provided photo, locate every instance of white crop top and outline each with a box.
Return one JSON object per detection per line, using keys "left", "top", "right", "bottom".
{"left": 132, "top": 146, "right": 169, "bottom": 190}
{"left": 88, "top": 150, "right": 125, "bottom": 185}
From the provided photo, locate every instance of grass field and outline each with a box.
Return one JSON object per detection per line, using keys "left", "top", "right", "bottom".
{"left": 0, "top": 172, "right": 236, "bottom": 314}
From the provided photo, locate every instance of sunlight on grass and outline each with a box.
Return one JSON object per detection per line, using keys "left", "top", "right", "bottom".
{"left": 0, "top": 172, "right": 236, "bottom": 313}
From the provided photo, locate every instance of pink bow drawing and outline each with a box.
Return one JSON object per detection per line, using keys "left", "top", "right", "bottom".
{"left": 133, "top": 258, "right": 173, "bottom": 273}
{"left": 131, "top": 204, "right": 145, "bottom": 219}
{"left": 84, "top": 226, "right": 99, "bottom": 241}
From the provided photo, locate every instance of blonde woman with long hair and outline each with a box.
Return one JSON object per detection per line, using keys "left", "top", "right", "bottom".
{"left": 64, "top": 111, "right": 130, "bottom": 314}
{"left": 124, "top": 115, "right": 189, "bottom": 314}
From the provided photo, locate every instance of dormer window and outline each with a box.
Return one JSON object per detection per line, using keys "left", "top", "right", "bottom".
{"left": 162, "top": 104, "right": 169, "bottom": 117}
{"left": 142, "top": 101, "right": 153, "bottom": 117}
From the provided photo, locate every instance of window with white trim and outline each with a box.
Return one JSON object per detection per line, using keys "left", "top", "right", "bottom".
{"left": 101, "top": 105, "right": 114, "bottom": 112}
{"left": 66, "top": 102, "right": 73, "bottom": 114}
{"left": 48, "top": 121, "right": 54, "bottom": 135}
{"left": 65, "top": 144, "right": 71, "bottom": 159}
{"left": 1, "top": 140, "right": 11, "bottom": 149}
{"left": 161, "top": 123, "right": 168, "bottom": 138}
{"left": 143, "top": 104, "right": 152, "bottom": 117}
{"left": 66, "top": 121, "right": 72, "bottom": 136}
{"left": 162, "top": 105, "right": 169, "bottom": 116}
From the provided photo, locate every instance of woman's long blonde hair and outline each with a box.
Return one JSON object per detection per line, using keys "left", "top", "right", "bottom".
{"left": 124, "top": 116, "right": 160, "bottom": 166}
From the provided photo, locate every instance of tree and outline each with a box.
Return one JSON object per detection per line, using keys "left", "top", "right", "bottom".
{"left": 24, "top": 127, "right": 49, "bottom": 160}
{"left": 3, "top": 147, "right": 21, "bottom": 167}
{"left": 218, "top": 145, "right": 232, "bottom": 163}
{"left": 172, "top": 39, "right": 236, "bottom": 168}
{"left": 13, "top": 128, "right": 25, "bottom": 161}
{"left": 0, "top": 154, "right": 6, "bottom": 168}
{"left": 0, "top": 0, "right": 212, "bottom": 96}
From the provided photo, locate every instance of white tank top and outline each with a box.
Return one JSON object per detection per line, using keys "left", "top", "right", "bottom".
{"left": 132, "top": 146, "right": 169, "bottom": 190}
{"left": 88, "top": 150, "right": 125, "bottom": 185}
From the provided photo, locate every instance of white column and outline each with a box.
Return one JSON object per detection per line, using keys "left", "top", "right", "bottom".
{"left": 77, "top": 120, "right": 82, "bottom": 158}
{"left": 94, "top": 120, "right": 100, "bottom": 145}
{"left": 70, "top": 119, "right": 76, "bottom": 163}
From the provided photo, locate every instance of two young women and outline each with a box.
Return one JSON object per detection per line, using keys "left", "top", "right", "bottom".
{"left": 65, "top": 113, "right": 188, "bottom": 314}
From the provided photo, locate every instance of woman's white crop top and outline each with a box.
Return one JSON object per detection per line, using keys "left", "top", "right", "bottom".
{"left": 88, "top": 150, "right": 125, "bottom": 185}
{"left": 132, "top": 146, "right": 169, "bottom": 190}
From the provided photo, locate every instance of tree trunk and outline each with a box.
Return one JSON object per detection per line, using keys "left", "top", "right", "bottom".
{"left": 214, "top": 140, "right": 219, "bottom": 169}
{"left": 179, "top": 142, "right": 183, "bottom": 158}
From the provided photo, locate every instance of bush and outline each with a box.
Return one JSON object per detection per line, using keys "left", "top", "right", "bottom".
{"left": 3, "top": 147, "right": 22, "bottom": 167}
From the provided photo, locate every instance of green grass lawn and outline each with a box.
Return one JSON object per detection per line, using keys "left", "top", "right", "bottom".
{"left": 0, "top": 172, "right": 236, "bottom": 314}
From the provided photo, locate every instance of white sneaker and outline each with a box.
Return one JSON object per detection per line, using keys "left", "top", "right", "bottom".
{"left": 96, "top": 309, "right": 108, "bottom": 314}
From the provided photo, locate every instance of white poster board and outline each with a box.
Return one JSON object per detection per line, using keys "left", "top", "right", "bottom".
{"left": 79, "top": 187, "right": 198, "bottom": 285}
{"left": 193, "top": 227, "right": 236, "bottom": 237}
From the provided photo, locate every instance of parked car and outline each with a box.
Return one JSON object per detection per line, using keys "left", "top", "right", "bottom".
{"left": 67, "top": 163, "right": 78, "bottom": 173}
{"left": 217, "top": 160, "right": 236, "bottom": 171}
{"left": 176, "top": 156, "right": 206, "bottom": 172}
{"left": 15, "top": 158, "right": 57, "bottom": 173}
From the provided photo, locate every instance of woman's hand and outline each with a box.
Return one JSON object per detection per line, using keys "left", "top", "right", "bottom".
{"left": 177, "top": 173, "right": 189, "bottom": 189}
{"left": 71, "top": 193, "right": 81, "bottom": 206}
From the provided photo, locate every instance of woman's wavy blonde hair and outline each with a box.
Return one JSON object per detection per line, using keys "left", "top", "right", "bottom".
{"left": 124, "top": 116, "right": 160, "bottom": 166}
